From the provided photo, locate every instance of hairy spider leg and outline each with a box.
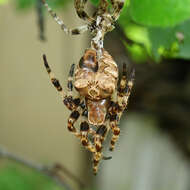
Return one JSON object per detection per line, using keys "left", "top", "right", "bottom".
{"left": 109, "top": 115, "right": 120, "bottom": 151}
{"left": 98, "top": 0, "right": 109, "bottom": 15}
{"left": 81, "top": 108, "right": 97, "bottom": 136}
{"left": 110, "top": 0, "right": 125, "bottom": 21}
{"left": 64, "top": 63, "right": 82, "bottom": 110}
{"left": 108, "top": 63, "right": 127, "bottom": 151}
{"left": 42, "top": 0, "right": 88, "bottom": 35}
{"left": 109, "top": 63, "right": 135, "bottom": 151}
{"left": 93, "top": 124, "right": 108, "bottom": 175}
{"left": 67, "top": 63, "right": 75, "bottom": 96}
{"left": 74, "top": 0, "right": 94, "bottom": 23}
{"left": 42, "top": 54, "right": 81, "bottom": 110}
{"left": 42, "top": 54, "right": 85, "bottom": 138}
{"left": 67, "top": 109, "right": 82, "bottom": 137}
{"left": 66, "top": 67, "right": 95, "bottom": 147}
{"left": 43, "top": 54, "right": 64, "bottom": 99}
{"left": 117, "top": 63, "right": 135, "bottom": 118}
{"left": 91, "top": 0, "right": 107, "bottom": 18}
{"left": 80, "top": 106, "right": 112, "bottom": 173}
{"left": 80, "top": 119, "right": 96, "bottom": 153}
{"left": 80, "top": 108, "right": 99, "bottom": 153}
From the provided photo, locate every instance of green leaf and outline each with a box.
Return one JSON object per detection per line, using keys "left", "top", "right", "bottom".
{"left": 148, "top": 27, "right": 177, "bottom": 61}
{"left": 125, "top": 43, "right": 149, "bottom": 63}
{"left": 129, "top": 0, "right": 190, "bottom": 27}
{"left": 148, "top": 20, "right": 190, "bottom": 60}
{"left": 176, "top": 20, "right": 190, "bottom": 59}
{"left": 120, "top": 3, "right": 190, "bottom": 62}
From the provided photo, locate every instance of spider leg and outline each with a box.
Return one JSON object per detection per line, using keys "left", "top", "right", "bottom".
{"left": 109, "top": 115, "right": 120, "bottom": 151}
{"left": 67, "top": 110, "right": 81, "bottom": 137}
{"left": 42, "top": 0, "right": 88, "bottom": 35}
{"left": 80, "top": 120, "right": 96, "bottom": 153}
{"left": 80, "top": 109, "right": 96, "bottom": 136}
{"left": 42, "top": 54, "right": 82, "bottom": 111}
{"left": 97, "top": 0, "right": 109, "bottom": 15}
{"left": 117, "top": 63, "right": 135, "bottom": 115}
{"left": 77, "top": 108, "right": 96, "bottom": 153}
{"left": 110, "top": 0, "right": 125, "bottom": 21}
{"left": 43, "top": 54, "right": 64, "bottom": 98}
{"left": 108, "top": 63, "right": 135, "bottom": 151}
{"left": 93, "top": 125, "right": 107, "bottom": 175}
{"left": 63, "top": 63, "right": 82, "bottom": 110}
{"left": 43, "top": 54, "right": 85, "bottom": 142}
{"left": 80, "top": 108, "right": 111, "bottom": 173}
{"left": 74, "top": 0, "right": 94, "bottom": 23}
{"left": 67, "top": 63, "right": 75, "bottom": 96}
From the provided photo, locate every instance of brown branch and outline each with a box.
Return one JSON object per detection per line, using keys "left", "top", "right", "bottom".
{"left": 52, "top": 163, "right": 85, "bottom": 189}
{"left": 0, "top": 146, "right": 75, "bottom": 190}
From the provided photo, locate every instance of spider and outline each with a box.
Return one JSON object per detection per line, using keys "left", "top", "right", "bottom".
{"left": 42, "top": 0, "right": 135, "bottom": 174}
{"left": 42, "top": 49, "right": 134, "bottom": 174}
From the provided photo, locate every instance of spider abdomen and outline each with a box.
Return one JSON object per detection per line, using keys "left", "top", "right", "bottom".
{"left": 86, "top": 98, "right": 110, "bottom": 125}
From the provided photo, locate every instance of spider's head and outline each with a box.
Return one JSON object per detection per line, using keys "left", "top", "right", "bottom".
{"left": 79, "top": 49, "right": 98, "bottom": 72}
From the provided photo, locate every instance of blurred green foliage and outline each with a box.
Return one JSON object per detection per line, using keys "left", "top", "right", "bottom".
{"left": 90, "top": 0, "right": 99, "bottom": 6}
{"left": 119, "top": 1, "right": 190, "bottom": 62}
{"left": 14, "top": 0, "right": 70, "bottom": 10}
{"left": 5, "top": 0, "right": 190, "bottom": 62}
{"left": 129, "top": 0, "right": 190, "bottom": 27}
{"left": 0, "top": 0, "right": 8, "bottom": 5}
{"left": 0, "top": 161, "right": 64, "bottom": 190}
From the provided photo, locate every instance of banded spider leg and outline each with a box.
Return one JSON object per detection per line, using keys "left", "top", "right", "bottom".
{"left": 79, "top": 109, "right": 96, "bottom": 153}
{"left": 42, "top": 55, "right": 83, "bottom": 137}
{"left": 93, "top": 124, "right": 109, "bottom": 174}
{"left": 109, "top": 63, "right": 135, "bottom": 151}
{"left": 110, "top": 0, "right": 125, "bottom": 21}
{"left": 74, "top": 0, "right": 94, "bottom": 22}
{"left": 43, "top": 54, "right": 95, "bottom": 150}
{"left": 42, "top": 0, "right": 89, "bottom": 35}
{"left": 96, "top": 0, "right": 109, "bottom": 15}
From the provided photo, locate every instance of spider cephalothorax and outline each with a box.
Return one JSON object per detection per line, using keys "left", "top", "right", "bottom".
{"left": 42, "top": 0, "right": 135, "bottom": 175}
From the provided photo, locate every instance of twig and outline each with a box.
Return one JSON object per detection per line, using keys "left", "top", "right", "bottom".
{"left": 36, "top": 0, "right": 46, "bottom": 41}
{"left": 52, "top": 163, "right": 86, "bottom": 189}
{"left": 0, "top": 146, "right": 73, "bottom": 190}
